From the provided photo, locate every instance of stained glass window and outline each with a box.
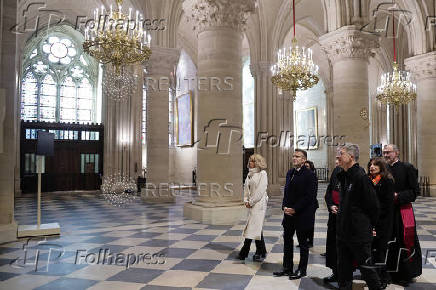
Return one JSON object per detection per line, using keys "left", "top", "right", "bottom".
{"left": 20, "top": 28, "right": 98, "bottom": 123}
{"left": 21, "top": 72, "right": 38, "bottom": 120}
{"left": 39, "top": 75, "right": 57, "bottom": 122}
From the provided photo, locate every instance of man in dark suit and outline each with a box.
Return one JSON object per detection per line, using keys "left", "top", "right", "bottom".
{"left": 336, "top": 143, "right": 381, "bottom": 290}
{"left": 273, "top": 149, "right": 317, "bottom": 280}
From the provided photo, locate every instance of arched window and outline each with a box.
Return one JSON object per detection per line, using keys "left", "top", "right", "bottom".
{"left": 243, "top": 58, "right": 255, "bottom": 148}
{"left": 20, "top": 26, "right": 98, "bottom": 123}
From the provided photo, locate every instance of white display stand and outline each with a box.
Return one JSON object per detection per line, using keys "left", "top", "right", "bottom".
{"left": 18, "top": 155, "right": 60, "bottom": 237}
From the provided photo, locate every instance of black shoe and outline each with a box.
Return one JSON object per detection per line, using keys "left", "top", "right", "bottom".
{"left": 320, "top": 252, "right": 326, "bottom": 257}
{"left": 308, "top": 243, "right": 313, "bottom": 248}
{"left": 289, "top": 269, "right": 306, "bottom": 280}
{"left": 296, "top": 244, "right": 300, "bottom": 248}
{"left": 380, "top": 281, "right": 388, "bottom": 289}
{"left": 253, "top": 254, "right": 266, "bottom": 262}
{"left": 323, "top": 274, "right": 338, "bottom": 283}
{"left": 236, "top": 253, "right": 246, "bottom": 260}
{"left": 273, "top": 269, "right": 292, "bottom": 277}
{"left": 392, "top": 279, "right": 410, "bottom": 287}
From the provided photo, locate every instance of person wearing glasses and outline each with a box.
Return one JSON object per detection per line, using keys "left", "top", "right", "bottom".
{"left": 336, "top": 143, "right": 381, "bottom": 290}
{"left": 383, "top": 144, "right": 422, "bottom": 286}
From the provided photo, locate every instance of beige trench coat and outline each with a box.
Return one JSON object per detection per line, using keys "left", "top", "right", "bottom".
{"left": 242, "top": 170, "right": 268, "bottom": 240}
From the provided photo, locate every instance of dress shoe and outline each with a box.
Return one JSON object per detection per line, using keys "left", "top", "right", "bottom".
{"left": 323, "top": 274, "right": 338, "bottom": 283}
{"left": 320, "top": 252, "right": 326, "bottom": 257}
{"left": 236, "top": 254, "right": 246, "bottom": 260}
{"left": 273, "top": 269, "right": 292, "bottom": 277}
{"left": 392, "top": 279, "right": 410, "bottom": 287}
{"left": 289, "top": 269, "right": 306, "bottom": 280}
{"left": 253, "top": 254, "right": 266, "bottom": 262}
{"left": 308, "top": 243, "right": 313, "bottom": 248}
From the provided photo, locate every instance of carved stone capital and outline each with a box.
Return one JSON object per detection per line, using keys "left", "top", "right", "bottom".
{"left": 145, "top": 47, "right": 180, "bottom": 76}
{"left": 184, "top": 0, "right": 256, "bottom": 33}
{"left": 320, "top": 26, "right": 379, "bottom": 63}
{"left": 249, "top": 61, "right": 273, "bottom": 78}
{"left": 405, "top": 51, "right": 436, "bottom": 81}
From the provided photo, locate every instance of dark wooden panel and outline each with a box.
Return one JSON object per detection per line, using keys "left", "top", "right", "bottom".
{"left": 20, "top": 121, "right": 104, "bottom": 194}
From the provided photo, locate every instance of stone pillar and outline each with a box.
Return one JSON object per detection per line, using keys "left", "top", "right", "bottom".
{"left": 0, "top": 0, "right": 18, "bottom": 243}
{"left": 183, "top": 0, "right": 256, "bottom": 224}
{"left": 405, "top": 51, "right": 436, "bottom": 190}
{"left": 142, "top": 47, "right": 180, "bottom": 202}
{"left": 320, "top": 26, "right": 378, "bottom": 167}
{"left": 103, "top": 65, "right": 143, "bottom": 182}
{"left": 251, "top": 61, "right": 291, "bottom": 195}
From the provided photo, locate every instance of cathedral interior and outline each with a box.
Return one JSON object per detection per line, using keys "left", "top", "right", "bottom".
{"left": 0, "top": 0, "right": 435, "bottom": 289}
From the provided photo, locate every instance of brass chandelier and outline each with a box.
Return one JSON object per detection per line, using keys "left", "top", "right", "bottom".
{"left": 83, "top": 0, "right": 152, "bottom": 74}
{"left": 376, "top": 9, "right": 416, "bottom": 106}
{"left": 271, "top": 0, "right": 319, "bottom": 101}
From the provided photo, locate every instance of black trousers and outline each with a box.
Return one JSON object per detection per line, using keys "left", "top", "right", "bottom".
{"left": 325, "top": 213, "right": 338, "bottom": 274}
{"left": 337, "top": 239, "right": 381, "bottom": 290}
{"left": 239, "top": 232, "right": 266, "bottom": 258}
{"left": 283, "top": 223, "right": 310, "bottom": 273}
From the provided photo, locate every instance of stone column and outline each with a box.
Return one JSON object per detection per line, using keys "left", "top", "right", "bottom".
{"left": 183, "top": 0, "right": 256, "bottom": 224}
{"left": 251, "top": 61, "right": 292, "bottom": 195}
{"left": 320, "top": 26, "right": 378, "bottom": 167}
{"left": 103, "top": 65, "right": 143, "bottom": 182}
{"left": 405, "top": 51, "right": 436, "bottom": 191}
{"left": 0, "top": 0, "right": 18, "bottom": 243}
{"left": 142, "top": 47, "right": 180, "bottom": 202}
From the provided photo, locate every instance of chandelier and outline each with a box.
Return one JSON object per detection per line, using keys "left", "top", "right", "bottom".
{"left": 101, "top": 173, "right": 138, "bottom": 207}
{"left": 376, "top": 8, "right": 416, "bottom": 106}
{"left": 103, "top": 65, "right": 137, "bottom": 102}
{"left": 271, "top": 0, "right": 319, "bottom": 101}
{"left": 83, "top": 0, "right": 152, "bottom": 74}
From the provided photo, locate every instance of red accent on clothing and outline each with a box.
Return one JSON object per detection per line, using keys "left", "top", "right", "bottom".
{"left": 400, "top": 203, "right": 416, "bottom": 261}
{"left": 371, "top": 174, "right": 382, "bottom": 186}
{"left": 332, "top": 190, "right": 340, "bottom": 205}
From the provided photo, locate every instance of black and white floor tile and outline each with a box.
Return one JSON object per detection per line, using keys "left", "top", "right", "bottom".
{"left": 1, "top": 184, "right": 435, "bottom": 289}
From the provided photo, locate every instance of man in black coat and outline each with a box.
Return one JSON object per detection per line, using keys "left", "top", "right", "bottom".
{"left": 323, "top": 158, "right": 342, "bottom": 283}
{"left": 383, "top": 144, "right": 422, "bottom": 286}
{"left": 273, "top": 149, "right": 317, "bottom": 280}
{"left": 336, "top": 143, "right": 381, "bottom": 290}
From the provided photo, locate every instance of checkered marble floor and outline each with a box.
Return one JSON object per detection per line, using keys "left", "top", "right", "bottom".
{"left": 1, "top": 184, "right": 436, "bottom": 290}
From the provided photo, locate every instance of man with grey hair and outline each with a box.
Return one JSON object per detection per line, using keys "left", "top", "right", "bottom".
{"left": 383, "top": 144, "right": 421, "bottom": 286}
{"left": 336, "top": 143, "right": 381, "bottom": 290}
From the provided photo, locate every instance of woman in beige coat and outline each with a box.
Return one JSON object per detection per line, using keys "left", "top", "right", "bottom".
{"left": 237, "top": 154, "right": 268, "bottom": 262}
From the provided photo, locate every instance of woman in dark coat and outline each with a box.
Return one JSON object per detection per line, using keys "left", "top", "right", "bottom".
{"left": 367, "top": 157, "right": 395, "bottom": 289}
{"left": 323, "top": 159, "right": 342, "bottom": 283}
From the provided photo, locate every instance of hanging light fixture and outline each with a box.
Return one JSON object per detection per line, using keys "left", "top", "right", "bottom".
{"left": 376, "top": 9, "right": 416, "bottom": 106}
{"left": 271, "top": 0, "right": 319, "bottom": 101}
{"left": 103, "top": 65, "right": 137, "bottom": 102}
{"left": 83, "top": 0, "right": 152, "bottom": 74}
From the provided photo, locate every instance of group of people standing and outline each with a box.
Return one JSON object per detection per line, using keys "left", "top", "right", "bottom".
{"left": 237, "top": 143, "right": 422, "bottom": 290}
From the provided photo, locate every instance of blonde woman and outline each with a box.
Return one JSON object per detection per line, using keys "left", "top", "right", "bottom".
{"left": 237, "top": 154, "right": 268, "bottom": 262}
